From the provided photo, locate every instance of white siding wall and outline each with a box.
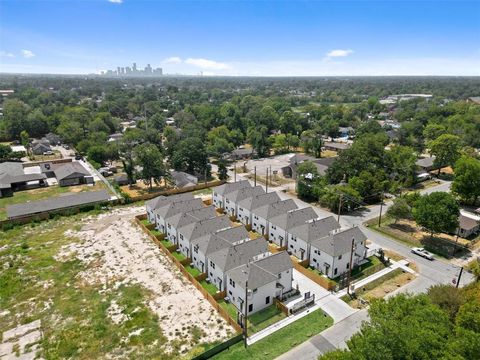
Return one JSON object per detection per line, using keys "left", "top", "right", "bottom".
{"left": 224, "top": 199, "right": 236, "bottom": 218}
{"left": 227, "top": 280, "right": 277, "bottom": 315}
{"left": 277, "top": 269, "right": 293, "bottom": 294}
{"left": 252, "top": 214, "right": 268, "bottom": 236}
{"left": 147, "top": 207, "right": 155, "bottom": 223}
{"left": 192, "top": 247, "right": 207, "bottom": 273}
{"left": 177, "top": 233, "right": 191, "bottom": 258}
{"left": 237, "top": 207, "right": 251, "bottom": 226}
{"left": 213, "top": 192, "right": 224, "bottom": 209}
{"left": 269, "top": 225, "right": 287, "bottom": 247}
{"left": 288, "top": 234, "right": 309, "bottom": 260}
{"left": 155, "top": 213, "right": 167, "bottom": 234}
{"left": 208, "top": 261, "right": 226, "bottom": 291}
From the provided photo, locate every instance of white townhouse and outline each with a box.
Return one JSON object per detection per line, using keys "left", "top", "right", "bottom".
{"left": 237, "top": 192, "right": 281, "bottom": 227}
{"left": 268, "top": 207, "right": 318, "bottom": 248}
{"left": 145, "top": 192, "right": 193, "bottom": 223}
{"left": 309, "top": 227, "right": 368, "bottom": 279}
{"left": 251, "top": 199, "right": 298, "bottom": 237}
{"left": 225, "top": 251, "right": 293, "bottom": 315}
{"left": 207, "top": 238, "right": 269, "bottom": 291}
{"left": 212, "top": 180, "right": 251, "bottom": 209}
{"left": 177, "top": 215, "right": 231, "bottom": 258}
{"left": 164, "top": 206, "right": 217, "bottom": 243}
{"left": 191, "top": 226, "right": 250, "bottom": 274}
{"left": 223, "top": 186, "right": 265, "bottom": 218}
{"left": 288, "top": 216, "right": 341, "bottom": 261}
{"left": 154, "top": 198, "right": 204, "bottom": 234}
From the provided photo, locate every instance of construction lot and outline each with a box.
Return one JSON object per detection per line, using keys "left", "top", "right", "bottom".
{"left": 0, "top": 206, "right": 233, "bottom": 359}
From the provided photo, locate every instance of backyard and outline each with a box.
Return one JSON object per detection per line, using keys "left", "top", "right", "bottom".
{"left": 0, "top": 182, "right": 108, "bottom": 220}
{"left": 213, "top": 308, "right": 333, "bottom": 360}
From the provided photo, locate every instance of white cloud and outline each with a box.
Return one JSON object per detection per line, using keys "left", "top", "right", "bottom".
{"left": 0, "top": 51, "right": 15, "bottom": 58}
{"left": 21, "top": 49, "right": 35, "bottom": 58}
{"left": 162, "top": 56, "right": 182, "bottom": 64}
{"left": 185, "top": 58, "right": 231, "bottom": 70}
{"left": 326, "top": 49, "right": 354, "bottom": 58}
{"left": 108, "top": 0, "right": 123, "bottom": 3}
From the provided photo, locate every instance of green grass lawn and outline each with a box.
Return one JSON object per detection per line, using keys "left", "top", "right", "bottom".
{"left": 332, "top": 256, "right": 385, "bottom": 283}
{"left": 185, "top": 265, "right": 201, "bottom": 277}
{"left": 192, "top": 187, "right": 213, "bottom": 196}
{"left": 140, "top": 218, "right": 152, "bottom": 227}
{"left": 248, "top": 305, "right": 287, "bottom": 334}
{"left": 0, "top": 182, "right": 107, "bottom": 220}
{"left": 172, "top": 251, "right": 187, "bottom": 261}
{"left": 200, "top": 280, "right": 218, "bottom": 296}
{"left": 160, "top": 238, "right": 174, "bottom": 248}
{"left": 213, "top": 308, "right": 333, "bottom": 360}
{"left": 218, "top": 300, "right": 238, "bottom": 320}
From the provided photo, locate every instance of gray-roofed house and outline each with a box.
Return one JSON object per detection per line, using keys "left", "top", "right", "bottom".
{"left": 45, "top": 133, "right": 62, "bottom": 145}
{"left": 281, "top": 154, "right": 336, "bottom": 179}
{"left": 54, "top": 162, "right": 91, "bottom": 186}
{"left": 154, "top": 198, "right": 204, "bottom": 234}
{"left": 6, "top": 190, "right": 110, "bottom": 219}
{"left": 170, "top": 170, "right": 198, "bottom": 188}
{"left": 166, "top": 205, "right": 216, "bottom": 246}
{"left": 0, "top": 162, "right": 47, "bottom": 197}
{"left": 416, "top": 156, "right": 439, "bottom": 172}
{"left": 191, "top": 226, "right": 250, "bottom": 274}
{"left": 323, "top": 142, "right": 351, "bottom": 153}
{"left": 269, "top": 207, "right": 319, "bottom": 248}
{"left": 32, "top": 142, "right": 52, "bottom": 155}
{"left": 177, "top": 215, "right": 231, "bottom": 258}
{"left": 309, "top": 227, "right": 368, "bottom": 279}
{"left": 207, "top": 238, "right": 269, "bottom": 291}
{"left": 457, "top": 212, "right": 480, "bottom": 238}
{"left": 225, "top": 251, "right": 293, "bottom": 315}
{"left": 223, "top": 185, "right": 265, "bottom": 218}
{"left": 288, "top": 216, "right": 341, "bottom": 261}
{"left": 212, "top": 180, "right": 251, "bottom": 209}
{"left": 228, "top": 147, "right": 256, "bottom": 160}
{"left": 145, "top": 192, "right": 193, "bottom": 223}
{"left": 237, "top": 192, "right": 281, "bottom": 227}
{"left": 252, "top": 199, "right": 299, "bottom": 236}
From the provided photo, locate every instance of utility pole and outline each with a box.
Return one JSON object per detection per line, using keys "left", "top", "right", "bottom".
{"left": 244, "top": 280, "right": 248, "bottom": 348}
{"left": 378, "top": 192, "right": 384, "bottom": 227}
{"left": 269, "top": 165, "right": 272, "bottom": 186}
{"left": 265, "top": 168, "right": 268, "bottom": 193}
{"left": 337, "top": 194, "right": 343, "bottom": 223}
{"left": 254, "top": 166, "right": 257, "bottom": 187}
{"left": 456, "top": 267, "right": 464, "bottom": 289}
{"left": 346, "top": 238, "right": 355, "bottom": 296}
{"left": 234, "top": 160, "right": 237, "bottom": 182}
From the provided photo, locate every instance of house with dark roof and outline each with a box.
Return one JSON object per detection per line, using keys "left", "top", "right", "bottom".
{"left": 54, "top": 162, "right": 91, "bottom": 186}
{"left": 251, "top": 199, "right": 298, "bottom": 236}
{"left": 207, "top": 237, "right": 269, "bottom": 291}
{"left": 309, "top": 227, "right": 368, "bottom": 279}
{"left": 281, "top": 154, "right": 336, "bottom": 179}
{"left": 416, "top": 156, "right": 440, "bottom": 172}
{"left": 145, "top": 192, "right": 193, "bottom": 223}
{"left": 176, "top": 215, "right": 231, "bottom": 258}
{"left": 288, "top": 216, "right": 341, "bottom": 261}
{"left": 191, "top": 226, "right": 250, "bottom": 274}
{"left": 32, "top": 142, "right": 52, "bottom": 155}
{"left": 45, "top": 133, "right": 61, "bottom": 145}
{"left": 0, "top": 162, "right": 47, "bottom": 197}
{"left": 223, "top": 185, "right": 265, "bottom": 218}
{"left": 228, "top": 147, "right": 256, "bottom": 160}
{"left": 170, "top": 170, "right": 198, "bottom": 188}
{"left": 225, "top": 251, "right": 293, "bottom": 315}
{"left": 237, "top": 192, "right": 281, "bottom": 227}
{"left": 323, "top": 142, "right": 351, "bottom": 153}
{"left": 153, "top": 197, "right": 204, "bottom": 234}
{"left": 268, "top": 207, "right": 318, "bottom": 248}
{"left": 212, "top": 180, "right": 251, "bottom": 209}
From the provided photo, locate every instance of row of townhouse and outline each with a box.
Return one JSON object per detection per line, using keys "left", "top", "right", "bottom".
{"left": 145, "top": 191, "right": 294, "bottom": 315}
{"left": 212, "top": 181, "right": 369, "bottom": 280}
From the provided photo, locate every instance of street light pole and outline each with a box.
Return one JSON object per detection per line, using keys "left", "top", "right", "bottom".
{"left": 456, "top": 267, "right": 464, "bottom": 289}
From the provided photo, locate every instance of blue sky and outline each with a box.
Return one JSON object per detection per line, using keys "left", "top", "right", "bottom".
{"left": 1, "top": 0, "right": 479, "bottom": 75}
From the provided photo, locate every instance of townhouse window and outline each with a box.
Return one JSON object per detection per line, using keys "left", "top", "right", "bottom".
{"left": 270, "top": 233, "right": 274, "bottom": 237}
{"left": 248, "top": 304, "right": 253, "bottom": 312}
{"left": 229, "top": 290, "right": 232, "bottom": 296}
{"left": 239, "top": 207, "right": 243, "bottom": 212}
{"left": 313, "top": 258, "right": 317, "bottom": 263}
{"left": 334, "top": 268, "right": 338, "bottom": 275}
{"left": 210, "top": 261, "right": 216, "bottom": 269}
{"left": 338, "top": 254, "right": 342, "bottom": 260}
{"left": 290, "top": 245, "right": 293, "bottom": 249}
{"left": 346, "top": 263, "right": 350, "bottom": 269}
{"left": 253, "top": 288, "right": 257, "bottom": 293}
{"left": 265, "top": 296, "right": 270, "bottom": 304}
{"left": 279, "top": 236, "right": 283, "bottom": 241}
{"left": 209, "top": 272, "right": 212, "bottom": 276}
{"left": 229, "top": 278, "right": 235, "bottom": 288}
{"left": 168, "top": 224, "right": 171, "bottom": 229}
{"left": 278, "top": 273, "right": 282, "bottom": 279}
{"left": 254, "top": 223, "right": 257, "bottom": 226}
{"left": 194, "top": 257, "right": 196, "bottom": 261}
{"left": 271, "top": 225, "right": 276, "bottom": 230}
{"left": 313, "top": 250, "right": 317, "bottom": 254}
{"left": 180, "top": 234, "right": 184, "bottom": 240}
{"left": 194, "top": 245, "right": 199, "bottom": 253}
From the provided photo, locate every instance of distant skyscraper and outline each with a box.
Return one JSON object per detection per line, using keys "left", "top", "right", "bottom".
{"left": 133, "top": 62, "right": 137, "bottom": 72}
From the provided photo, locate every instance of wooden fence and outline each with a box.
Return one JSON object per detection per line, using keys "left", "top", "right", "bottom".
{"left": 292, "top": 261, "right": 336, "bottom": 291}
{"left": 127, "top": 180, "right": 225, "bottom": 202}
{"left": 134, "top": 215, "right": 243, "bottom": 333}
{"left": 274, "top": 298, "right": 289, "bottom": 316}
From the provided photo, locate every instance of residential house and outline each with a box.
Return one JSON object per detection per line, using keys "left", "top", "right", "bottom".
{"left": 191, "top": 226, "right": 250, "bottom": 274}
{"left": 225, "top": 251, "right": 293, "bottom": 315}
{"left": 154, "top": 198, "right": 204, "bottom": 234}
{"left": 281, "top": 154, "right": 336, "bottom": 179}
{"left": 165, "top": 206, "right": 217, "bottom": 243}
{"left": 309, "top": 227, "right": 368, "bottom": 279}
{"left": 223, "top": 186, "right": 265, "bottom": 218}
{"left": 251, "top": 199, "right": 298, "bottom": 237}
{"left": 54, "top": 162, "right": 92, "bottom": 186}
{"left": 457, "top": 211, "right": 480, "bottom": 238}
{"left": 288, "top": 216, "right": 341, "bottom": 261}
{"left": 323, "top": 142, "right": 351, "bottom": 153}
{"left": 145, "top": 192, "right": 193, "bottom": 223}
{"left": 176, "top": 214, "right": 231, "bottom": 258}
{"left": 229, "top": 147, "right": 256, "bottom": 160}
{"left": 237, "top": 192, "right": 281, "bottom": 227}
{"left": 45, "top": 133, "right": 62, "bottom": 145}
{"left": 268, "top": 207, "right": 318, "bottom": 248}
{"left": 212, "top": 180, "right": 251, "bottom": 209}
{"left": 32, "top": 142, "right": 52, "bottom": 155}
{"left": 207, "top": 238, "right": 269, "bottom": 291}
{"left": 0, "top": 162, "right": 47, "bottom": 197}
{"left": 416, "top": 156, "right": 439, "bottom": 173}
{"left": 170, "top": 170, "right": 198, "bottom": 188}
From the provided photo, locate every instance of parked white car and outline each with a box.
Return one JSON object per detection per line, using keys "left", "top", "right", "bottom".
{"left": 411, "top": 247, "right": 434, "bottom": 260}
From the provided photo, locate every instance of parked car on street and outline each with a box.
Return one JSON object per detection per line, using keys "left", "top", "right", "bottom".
{"left": 411, "top": 247, "right": 434, "bottom": 260}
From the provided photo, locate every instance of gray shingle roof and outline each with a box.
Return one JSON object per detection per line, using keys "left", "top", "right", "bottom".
{"left": 269, "top": 207, "right": 318, "bottom": 231}
{"left": 166, "top": 206, "right": 216, "bottom": 230}
{"left": 170, "top": 170, "right": 198, "bottom": 188}
{"left": 208, "top": 238, "right": 268, "bottom": 271}
{"left": 459, "top": 214, "right": 479, "bottom": 231}
{"left": 145, "top": 192, "right": 193, "bottom": 211}
{"left": 54, "top": 162, "right": 90, "bottom": 180}
{"left": 193, "top": 226, "right": 250, "bottom": 255}
{"left": 6, "top": 190, "right": 110, "bottom": 219}
{"left": 289, "top": 216, "right": 341, "bottom": 243}
{"left": 212, "top": 180, "right": 251, "bottom": 197}
{"left": 416, "top": 156, "right": 436, "bottom": 169}
{"left": 154, "top": 198, "right": 204, "bottom": 220}
{"left": 226, "top": 262, "right": 277, "bottom": 290}
{"left": 224, "top": 185, "right": 265, "bottom": 203}
{"left": 178, "top": 215, "right": 231, "bottom": 242}
{"left": 237, "top": 192, "right": 281, "bottom": 212}
{"left": 253, "top": 199, "right": 298, "bottom": 220}
{"left": 0, "top": 173, "right": 46, "bottom": 185}
{"left": 0, "top": 162, "right": 24, "bottom": 177}
{"left": 252, "top": 251, "right": 293, "bottom": 277}
{"left": 310, "top": 227, "right": 367, "bottom": 256}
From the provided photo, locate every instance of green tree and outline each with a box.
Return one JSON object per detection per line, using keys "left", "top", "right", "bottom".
{"left": 387, "top": 197, "right": 412, "bottom": 224}
{"left": 0, "top": 144, "right": 13, "bottom": 161}
{"left": 301, "top": 129, "right": 323, "bottom": 158}
{"left": 247, "top": 125, "right": 270, "bottom": 158}
{"left": 427, "top": 285, "right": 465, "bottom": 321}
{"left": 318, "top": 184, "right": 362, "bottom": 213}
{"left": 217, "top": 160, "right": 229, "bottom": 181}
{"left": 429, "top": 134, "right": 461, "bottom": 173}
{"left": 413, "top": 192, "right": 460, "bottom": 238}
{"left": 296, "top": 161, "right": 321, "bottom": 200}
{"left": 20, "top": 130, "right": 30, "bottom": 157}
{"left": 2, "top": 99, "right": 30, "bottom": 139}
{"left": 171, "top": 137, "right": 210, "bottom": 176}
{"left": 452, "top": 156, "right": 480, "bottom": 205}
{"left": 134, "top": 143, "right": 166, "bottom": 189}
